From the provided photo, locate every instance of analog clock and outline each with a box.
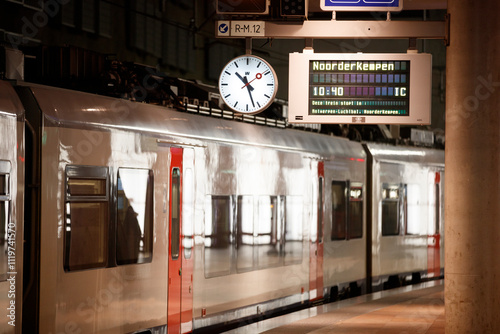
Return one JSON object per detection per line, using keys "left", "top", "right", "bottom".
{"left": 218, "top": 55, "right": 278, "bottom": 115}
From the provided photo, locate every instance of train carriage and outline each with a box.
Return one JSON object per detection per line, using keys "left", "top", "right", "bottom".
{"left": 365, "top": 143, "right": 445, "bottom": 290}
{"left": 0, "top": 82, "right": 24, "bottom": 334}
{"left": 0, "top": 79, "right": 445, "bottom": 334}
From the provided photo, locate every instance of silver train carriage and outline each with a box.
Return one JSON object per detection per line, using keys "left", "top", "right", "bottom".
{"left": 0, "top": 80, "right": 444, "bottom": 334}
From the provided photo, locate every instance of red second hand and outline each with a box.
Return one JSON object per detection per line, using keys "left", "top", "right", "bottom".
{"left": 241, "top": 73, "right": 262, "bottom": 89}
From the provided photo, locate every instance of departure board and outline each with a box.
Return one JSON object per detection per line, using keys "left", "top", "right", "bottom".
{"left": 309, "top": 60, "right": 410, "bottom": 116}
{"left": 288, "top": 53, "right": 432, "bottom": 125}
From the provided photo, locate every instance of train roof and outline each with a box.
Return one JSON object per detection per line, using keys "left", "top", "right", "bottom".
{"left": 0, "top": 81, "right": 24, "bottom": 117}
{"left": 20, "top": 82, "right": 366, "bottom": 160}
{"left": 364, "top": 142, "right": 444, "bottom": 166}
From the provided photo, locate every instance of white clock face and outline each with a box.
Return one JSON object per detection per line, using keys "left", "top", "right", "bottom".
{"left": 219, "top": 55, "right": 278, "bottom": 114}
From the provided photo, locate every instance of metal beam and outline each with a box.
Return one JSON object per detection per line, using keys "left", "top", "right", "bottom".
{"left": 217, "top": 20, "right": 447, "bottom": 40}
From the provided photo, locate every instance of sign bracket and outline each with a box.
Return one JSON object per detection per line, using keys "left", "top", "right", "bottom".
{"left": 245, "top": 37, "right": 252, "bottom": 55}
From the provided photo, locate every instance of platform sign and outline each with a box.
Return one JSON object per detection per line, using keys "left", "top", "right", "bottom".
{"left": 288, "top": 52, "right": 432, "bottom": 125}
{"left": 321, "top": 0, "right": 403, "bottom": 12}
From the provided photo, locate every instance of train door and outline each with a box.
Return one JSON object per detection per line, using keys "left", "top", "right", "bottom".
{"left": 181, "top": 148, "right": 194, "bottom": 333}
{"left": 309, "top": 161, "right": 324, "bottom": 301}
{"left": 427, "top": 171, "right": 442, "bottom": 277}
{"left": 168, "top": 147, "right": 186, "bottom": 333}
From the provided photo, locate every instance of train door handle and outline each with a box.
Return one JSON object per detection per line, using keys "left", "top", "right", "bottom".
{"left": 179, "top": 268, "right": 182, "bottom": 276}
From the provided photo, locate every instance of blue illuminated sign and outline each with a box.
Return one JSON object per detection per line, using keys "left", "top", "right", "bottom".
{"left": 321, "top": 0, "right": 403, "bottom": 11}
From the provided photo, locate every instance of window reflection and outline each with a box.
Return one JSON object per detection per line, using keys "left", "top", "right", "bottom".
{"left": 382, "top": 184, "right": 401, "bottom": 236}
{"left": 237, "top": 196, "right": 254, "bottom": 271}
{"left": 116, "top": 168, "right": 153, "bottom": 265}
{"left": 406, "top": 184, "right": 422, "bottom": 235}
{"left": 257, "top": 196, "right": 280, "bottom": 269}
{"left": 64, "top": 166, "right": 109, "bottom": 271}
{"left": 285, "top": 196, "right": 303, "bottom": 265}
{"left": 170, "top": 168, "right": 180, "bottom": 260}
{"left": 204, "top": 196, "right": 232, "bottom": 277}
{"left": 331, "top": 181, "right": 347, "bottom": 240}
{"left": 349, "top": 184, "right": 363, "bottom": 239}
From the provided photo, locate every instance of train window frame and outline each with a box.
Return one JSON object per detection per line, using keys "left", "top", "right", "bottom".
{"left": 0, "top": 161, "right": 11, "bottom": 282}
{"left": 381, "top": 184, "right": 405, "bottom": 236}
{"left": 116, "top": 168, "right": 154, "bottom": 266}
{"left": 331, "top": 181, "right": 347, "bottom": 240}
{"left": 64, "top": 165, "right": 109, "bottom": 272}
{"left": 348, "top": 183, "right": 364, "bottom": 239}
{"left": 331, "top": 180, "right": 364, "bottom": 241}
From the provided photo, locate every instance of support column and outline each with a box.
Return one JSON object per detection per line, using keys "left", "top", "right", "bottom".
{"left": 445, "top": 0, "right": 500, "bottom": 333}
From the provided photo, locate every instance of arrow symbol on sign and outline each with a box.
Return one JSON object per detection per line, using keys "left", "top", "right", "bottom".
{"left": 219, "top": 23, "right": 229, "bottom": 34}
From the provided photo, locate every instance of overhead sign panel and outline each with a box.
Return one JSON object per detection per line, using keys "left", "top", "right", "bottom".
{"left": 288, "top": 52, "right": 432, "bottom": 125}
{"left": 321, "top": 0, "right": 403, "bottom": 11}
{"left": 216, "top": 0, "right": 269, "bottom": 15}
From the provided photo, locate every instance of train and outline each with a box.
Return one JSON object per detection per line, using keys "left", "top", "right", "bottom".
{"left": 0, "top": 80, "right": 444, "bottom": 334}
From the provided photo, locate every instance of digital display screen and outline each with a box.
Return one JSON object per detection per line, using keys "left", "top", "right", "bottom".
{"left": 308, "top": 60, "right": 410, "bottom": 116}
{"left": 288, "top": 53, "right": 431, "bottom": 125}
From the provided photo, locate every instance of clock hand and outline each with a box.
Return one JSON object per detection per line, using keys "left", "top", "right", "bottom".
{"left": 241, "top": 72, "right": 265, "bottom": 89}
{"left": 242, "top": 76, "right": 255, "bottom": 108}
{"left": 236, "top": 72, "right": 254, "bottom": 91}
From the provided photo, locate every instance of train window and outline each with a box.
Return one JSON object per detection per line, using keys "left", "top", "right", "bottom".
{"left": 64, "top": 166, "right": 109, "bottom": 271}
{"left": 204, "top": 196, "right": 232, "bottom": 277}
{"left": 331, "top": 181, "right": 347, "bottom": 240}
{"left": 382, "top": 185, "right": 401, "bottom": 236}
{"left": 116, "top": 168, "right": 154, "bottom": 265}
{"left": 171, "top": 168, "right": 181, "bottom": 260}
{"left": 236, "top": 196, "right": 254, "bottom": 272}
{"left": 257, "top": 196, "right": 280, "bottom": 269}
{"left": 332, "top": 181, "right": 364, "bottom": 241}
{"left": 348, "top": 185, "right": 363, "bottom": 239}
{"left": 0, "top": 170, "right": 10, "bottom": 281}
{"left": 284, "top": 196, "right": 303, "bottom": 265}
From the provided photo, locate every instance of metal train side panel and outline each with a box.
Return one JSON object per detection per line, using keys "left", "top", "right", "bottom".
{"left": 0, "top": 81, "right": 24, "bottom": 334}
{"left": 364, "top": 143, "right": 444, "bottom": 289}
{"left": 22, "top": 86, "right": 171, "bottom": 333}
{"left": 192, "top": 142, "right": 313, "bottom": 329}
{"left": 322, "top": 142, "right": 367, "bottom": 295}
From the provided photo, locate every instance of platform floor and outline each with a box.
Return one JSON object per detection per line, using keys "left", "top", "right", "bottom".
{"left": 222, "top": 280, "right": 444, "bottom": 334}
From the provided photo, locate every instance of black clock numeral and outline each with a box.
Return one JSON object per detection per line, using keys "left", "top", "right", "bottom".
{"left": 224, "top": 94, "right": 231, "bottom": 98}
{"left": 267, "top": 84, "right": 274, "bottom": 86}
{"left": 221, "top": 83, "right": 228, "bottom": 86}
{"left": 234, "top": 63, "right": 239, "bottom": 68}
{"left": 257, "top": 102, "right": 261, "bottom": 108}
{"left": 234, "top": 101, "right": 238, "bottom": 108}
{"left": 246, "top": 104, "right": 249, "bottom": 111}
{"left": 257, "top": 62, "right": 262, "bottom": 68}
{"left": 225, "top": 71, "right": 231, "bottom": 75}
{"left": 264, "top": 94, "right": 270, "bottom": 98}
{"left": 264, "top": 70, "right": 270, "bottom": 75}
